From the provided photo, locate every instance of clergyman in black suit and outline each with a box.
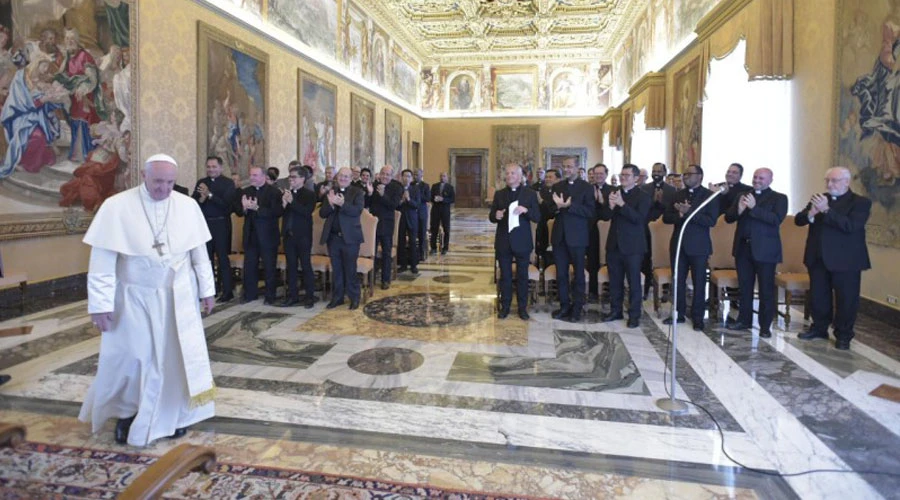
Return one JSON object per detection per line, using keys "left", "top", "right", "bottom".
{"left": 397, "top": 169, "right": 421, "bottom": 274}
{"left": 369, "top": 165, "right": 403, "bottom": 289}
{"left": 279, "top": 165, "right": 318, "bottom": 308}
{"left": 662, "top": 165, "right": 719, "bottom": 331}
{"left": 490, "top": 163, "right": 541, "bottom": 320}
{"left": 588, "top": 163, "right": 613, "bottom": 301}
{"left": 415, "top": 169, "right": 431, "bottom": 261}
{"left": 599, "top": 164, "right": 652, "bottom": 328}
{"left": 193, "top": 155, "right": 237, "bottom": 302}
{"left": 724, "top": 167, "right": 788, "bottom": 338}
{"left": 430, "top": 172, "right": 455, "bottom": 255}
{"left": 795, "top": 167, "right": 872, "bottom": 350}
{"left": 712, "top": 163, "right": 752, "bottom": 217}
{"left": 639, "top": 162, "right": 677, "bottom": 299}
{"left": 319, "top": 167, "right": 365, "bottom": 310}
{"left": 536, "top": 168, "right": 561, "bottom": 269}
{"left": 235, "top": 166, "right": 284, "bottom": 304}
{"left": 549, "top": 156, "right": 596, "bottom": 323}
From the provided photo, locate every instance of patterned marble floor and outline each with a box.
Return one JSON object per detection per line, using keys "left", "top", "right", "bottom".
{"left": 1, "top": 208, "right": 899, "bottom": 498}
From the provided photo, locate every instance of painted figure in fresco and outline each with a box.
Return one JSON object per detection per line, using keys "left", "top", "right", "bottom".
{"left": 57, "top": 29, "right": 103, "bottom": 162}
{"left": 451, "top": 76, "right": 472, "bottom": 110}
{"left": 850, "top": 0, "right": 900, "bottom": 186}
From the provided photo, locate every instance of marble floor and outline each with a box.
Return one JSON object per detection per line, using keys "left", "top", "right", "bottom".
{"left": 2, "top": 208, "right": 900, "bottom": 498}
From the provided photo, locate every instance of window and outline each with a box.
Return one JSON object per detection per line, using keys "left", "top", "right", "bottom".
{"left": 630, "top": 108, "right": 667, "bottom": 170}
{"left": 602, "top": 131, "right": 624, "bottom": 173}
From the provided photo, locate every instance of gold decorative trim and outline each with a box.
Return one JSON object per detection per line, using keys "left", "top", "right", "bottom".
{"left": 627, "top": 72, "right": 666, "bottom": 98}
{"left": 695, "top": 0, "right": 754, "bottom": 42}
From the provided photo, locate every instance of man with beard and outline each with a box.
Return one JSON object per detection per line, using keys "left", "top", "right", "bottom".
{"left": 550, "top": 157, "right": 595, "bottom": 322}
{"left": 639, "top": 162, "right": 677, "bottom": 299}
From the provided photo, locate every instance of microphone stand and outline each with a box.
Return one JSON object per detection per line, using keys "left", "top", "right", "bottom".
{"left": 656, "top": 186, "right": 724, "bottom": 415}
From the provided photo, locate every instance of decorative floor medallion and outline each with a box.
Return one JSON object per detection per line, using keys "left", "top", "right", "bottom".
{"left": 348, "top": 347, "right": 425, "bottom": 375}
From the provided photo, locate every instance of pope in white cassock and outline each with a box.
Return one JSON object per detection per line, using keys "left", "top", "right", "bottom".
{"left": 78, "top": 154, "right": 217, "bottom": 447}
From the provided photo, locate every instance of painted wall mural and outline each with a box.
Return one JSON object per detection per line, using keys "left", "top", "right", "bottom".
{"left": 0, "top": 0, "right": 136, "bottom": 240}
{"left": 384, "top": 108, "right": 402, "bottom": 171}
{"left": 672, "top": 58, "right": 702, "bottom": 173}
{"left": 269, "top": 0, "right": 338, "bottom": 58}
{"left": 391, "top": 48, "right": 417, "bottom": 105}
{"left": 350, "top": 92, "right": 374, "bottom": 170}
{"left": 835, "top": 0, "right": 900, "bottom": 248}
{"left": 299, "top": 70, "right": 336, "bottom": 174}
{"left": 493, "top": 69, "right": 536, "bottom": 111}
{"left": 493, "top": 125, "right": 539, "bottom": 187}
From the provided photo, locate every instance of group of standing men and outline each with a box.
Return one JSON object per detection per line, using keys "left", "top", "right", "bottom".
{"left": 492, "top": 157, "right": 872, "bottom": 353}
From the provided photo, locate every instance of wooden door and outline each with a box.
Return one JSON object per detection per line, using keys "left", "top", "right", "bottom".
{"left": 454, "top": 155, "right": 483, "bottom": 208}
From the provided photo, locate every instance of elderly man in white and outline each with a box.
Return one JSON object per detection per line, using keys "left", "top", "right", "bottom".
{"left": 79, "top": 153, "right": 217, "bottom": 446}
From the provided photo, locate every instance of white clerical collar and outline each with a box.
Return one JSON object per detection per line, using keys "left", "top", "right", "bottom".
{"left": 755, "top": 190, "right": 762, "bottom": 195}
{"left": 568, "top": 181, "right": 574, "bottom": 185}
{"left": 688, "top": 188, "right": 694, "bottom": 193}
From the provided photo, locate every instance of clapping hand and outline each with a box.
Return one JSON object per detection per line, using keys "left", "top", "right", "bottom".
{"left": 366, "top": 182, "right": 374, "bottom": 195}
{"left": 594, "top": 187, "right": 604, "bottom": 204}
{"left": 654, "top": 188, "right": 663, "bottom": 203}
{"left": 674, "top": 200, "right": 691, "bottom": 216}
{"left": 402, "top": 190, "right": 410, "bottom": 202}
{"left": 811, "top": 193, "right": 829, "bottom": 215}
{"left": 609, "top": 190, "right": 624, "bottom": 207}
{"left": 282, "top": 189, "right": 293, "bottom": 206}
{"left": 376, "top": 183, "right": 386, "bottom": 196}
{"left": 495, "top": 208, "right": 506, "bottom": 220}
{"left": 327, "top": 190, "right": 344, "bottom": 207}
{"left": 196, "top": 183, "right": 210, "bottom": 201}
{"left": 552, "top": 191, "right": 570, "bottom": 208}
{"left": 241, "top": 194, "right": 258, "bottom": 211}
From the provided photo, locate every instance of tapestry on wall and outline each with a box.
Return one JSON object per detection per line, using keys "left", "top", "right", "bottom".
{"left": 672, "top": 57, "right": 703, "bottom": 173}
{"left": 835, "top": 0, "right": 900, "bottom": 248}
{"left": 350, "top": 93, "right": 375, "bottom": 171}
{"left": 197, "top": 22, "right": 268, "bottom": 181}
{"left": 384, "top": 109, "right": 402, "bottom": 172}
{"left": 0, "top": 0, "right": 136, "bottom": 240}
{"left": 299, "top": 70, "right": 336, "bottom": 176}
{"left": 492, "top": 125, "right": 539, "bottom": 187}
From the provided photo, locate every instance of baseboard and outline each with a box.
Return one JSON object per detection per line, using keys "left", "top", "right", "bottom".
{"left": 0, "top": 273, "right": 87, "bottom": 321}
{"left": 860, "top": 296, "right": 900, "bottom": 326}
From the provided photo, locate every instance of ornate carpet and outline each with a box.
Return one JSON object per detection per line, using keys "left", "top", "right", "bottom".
{"left": 0, "top": 441, "right": 545, "bottom": 499}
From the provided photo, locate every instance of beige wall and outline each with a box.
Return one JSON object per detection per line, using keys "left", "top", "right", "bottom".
{"left": 422, "top": 117, "right": 603, "bottom": 188}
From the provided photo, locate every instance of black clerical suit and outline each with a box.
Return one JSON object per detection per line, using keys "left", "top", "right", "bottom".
{"left": 282, "top": 187, "right": 318, "bottom": 304}
{"left": 193, "top": 175, "right": 236, "bottom": 297}
{"left": 397, "top": 183, "right": 421, "bottom": 271}
{"left": 430, "top": 181, "right": 455, "bottom": 253}
{"left": 369, "top": 180, "right": 403, "bottom": 283}
{"left": 235, "top": 183, "right": 284, "bottom": 302}
{"left": 550, "top": 178, "right": 596, "bottom": 316}
{"left": 725, "top": 188, "right": 788, "bottom": 333}
{"left": 490, "top": 185, "right": 541, "bottom": 313}
{"left": 662, "top": 186, "right": 719, "bottom": 323}
{"left": 718, "top": 182, "right": 752, "bottom": 217}
{"left": 536, "top": 183, "right": 555, "bottom": 269}
{"left": 588, "top": 183, "right": 613, "bottom": 297}
{"left": 795, "top": 190, "right": 872, "bottom": 343}
{"left": 320, "top": 185, "right": 365, "bottom": 304}
{"left": 640, "top": 181, "right": 677, "bottom": 296}
{"left": 416, "top": 181, "right": 431, "bottom": 261}
{"left": 599, "top": 187, "right": 652, "bottom": 321}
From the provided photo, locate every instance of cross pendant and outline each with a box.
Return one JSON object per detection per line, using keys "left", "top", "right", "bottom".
{"left": 152, "top": 239, "right": 165, "bottom": 256}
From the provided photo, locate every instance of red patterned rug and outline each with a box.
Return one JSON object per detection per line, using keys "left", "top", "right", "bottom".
{"left": 0, "top": 442, "right": 547, "bottom": 499}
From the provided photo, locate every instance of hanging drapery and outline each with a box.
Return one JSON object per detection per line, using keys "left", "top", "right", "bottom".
{"left": 747, "top": 0, "right": 793, "bottom": 80}
{"left": 603, "top": 108, "right": 623, "bottom": 149}
{"left": 627, "top": 73, "right": 666, "bottom": 130}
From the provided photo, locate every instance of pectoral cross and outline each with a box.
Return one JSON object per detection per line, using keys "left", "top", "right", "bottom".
{"left": 152, "top": 239, "right": 165, "bottom": 256}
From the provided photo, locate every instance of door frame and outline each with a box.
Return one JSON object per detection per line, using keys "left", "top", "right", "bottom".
{"left": 448, "top": 148, "right": 489, "bottom": 208}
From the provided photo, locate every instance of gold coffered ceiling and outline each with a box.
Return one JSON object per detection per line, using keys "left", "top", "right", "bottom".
{"left": 356, "top": 0, "right": 648, "bottom": 65}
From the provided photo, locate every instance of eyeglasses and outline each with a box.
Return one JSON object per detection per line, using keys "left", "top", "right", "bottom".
{"left": 682, "top": 172, "right": 700, "bottom": 177}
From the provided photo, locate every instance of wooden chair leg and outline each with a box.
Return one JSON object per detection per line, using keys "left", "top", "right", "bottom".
{"left": 653, "top": 281, "right": 659, "bottom": 314}
{"left": 0, "top": 423, "right": 25, "bottom": 447}
{"left": 119, "top": 444, "right": 216, "bottom": 500}
{"left": 784, "top": 290, "right": 792, "bottom": 327}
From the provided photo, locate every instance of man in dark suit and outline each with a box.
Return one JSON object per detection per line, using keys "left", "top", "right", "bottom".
{"left": 724, "top": 168, "right": 788, "bottom": 338}
{"left": 357, "top": 168, "right": 374, "bottom": 208}
{"left": 369, "top": 165, "right": 403, "bottom": 289}
{"left": 397, "top": 169, "right": 421, "bottom": 274}
{"left": 640, "top": 162, "right": 677, "bottom": 299}
{"left": 588, "top": 163, "right": 613, "bottom": 301}
{"left": 599, "top": 164, "right": 652, "bottom": 328}
{"left": 235, "top": 166, "right": 284, "bottom": 304}
{"left": 193, "top": 155, "right": 237, "bottom": 302}
{"left": 531, "top": 168, "right": 546, "bottom": 191}
{"left": 795, "top": 167, "right": 871, "bottom": 350}
{"left": 279, "top": 166, "right": 318, "bottom": 308}
{"left": 430, "top": 172, "right": 455, "bottom": 255}
{"left": 549, "top": 156, "right": 596, "bottom": 322}
{"left": 316, "top": 166, "right": 335, "bottom": 200}
{"left": 713, "top": 163, "right": 752, "bottom": 217}
{"left": 415, "top": 169, "right": 431, "bottom": 261}
{"left": 662, "top": 165, "right": 719, "bottom": 331}
{"left": 536, "top": 168, "right": 560, "bottom": 269}
{"left": 319, "top": 167, "right": 365, "bottom": 310}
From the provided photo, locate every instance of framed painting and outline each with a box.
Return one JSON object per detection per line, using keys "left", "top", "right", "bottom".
{"left": 350, "top": 93, "right": 375, "bottom": 170}
{"left": 0, "top": 0, "right": 138, "bottom": 241}
{"left": 550, "top": 70, "right": 583, "bottom": 110}
{"left": 447, "top": 72, "right": 477, "bottom": 111}
{"left": 370, "top": 32, "right": 387, "bottom": 87}
{"left": 492, "top": 67, "right": 537, "bottom": 111}
{"left": 543, "top": 148, "right": 588, "bottom": 173}
{"left": 198, "top": 22, "right": 268, "bottom": 181}
{"left": 269, "top": 0, "right": 340, "bottom": 58}
{"left": 493, "top": 125, "right": 539, "bottom": 186}
{"left": 384, "top": 109, "right": 402, "bottom": 171}
{"left": 672, "top": 57, "right": 702, "bottom": 173}
{"left": 391, "top": 48, "right": 417, "bottom": 105}
{"left": 298, "top": 70, "right": 336, "bottom": 174}
{"left": 834, "top": 0, "right": 900, "bottom": 248}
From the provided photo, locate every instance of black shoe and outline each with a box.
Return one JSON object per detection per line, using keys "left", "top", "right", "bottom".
{"left": 430, "top": 248, "right": 437, "bottom": 255}
{"left": 0, "top": 374, "right": 10, "bottom": 386}
{"left": 663, "top": 316, "right": 686, "bottom": 325}
{"left": 167, "top": 427, "right": 188, "bottom": 440}
{"left": 552, "top": 307, "right": 571, "bottom": 320}
{"left": 518, "top": 309, "right": 530, "bottom": 320}
{"left": 588, "top": 293, "right": 599, "bottom": 303}
{"left": 217, "top": 293, "right": 235, "bottom": 303}
{"left": 349, "top": 300, "right": 359, "bottom": 310}
{"left": 727, "top": 321, "right": 751, "bottom": 331}
{"left": 798, "top": 329, "right": 828, "bottom": 340}
{"left": 300, "top": 294, "right": 318, "bottom": 304}
{"left": 601, "top": 312, "right": 624, "bottom": 323}
{"left": 441, "top": 250, "right": 448, "bottom": 255}
{"left": 326, "top": 299, "right": 344, "bottom": 309}
{"left": 278, "top": 298, "right": 300, "bottom": 307}
{"left": 835, "top": 339, "right": 851, "bottom": 350}
{"left": 239, "top": 296, "right": 257, "bottom": 304}
{"left": 569, "top": 310, "right": 582, "bottom": 322}
{"left": 498, "top": 308, "right": 509, "bottom": 319}
{"left": 693, "top": 320, "right": 705, "bottom": 331}
{"left": 263, "top": 298, "right": 277, "bottom": 306}
{"left": 115, "top": 416, "right": 135, "bottom": 445}
{"left": 398, "top": 266, "right": 408, "bottom": 273}
{"left": 626, "top": 317, "right": 640, "bottom": 328}
{"left": 381, "top": 282, "right": 390, "bottom": 290}
{"left": 759, "top": 330, "right": 772, "bottom": 338}
{"left": 303, "top": 297, "right": 315, "bottom": 309}
{"left": 411, "top": 267, "right": 420, "bottom": 275}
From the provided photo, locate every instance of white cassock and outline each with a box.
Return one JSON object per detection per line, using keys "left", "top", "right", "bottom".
{"left": 78, "top": 184, "right": 216, "bottom": 446}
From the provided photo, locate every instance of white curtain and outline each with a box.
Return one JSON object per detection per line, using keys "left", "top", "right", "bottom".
{"left": 630, "top": 109, "right": 667, "bottom": 170}
{"left": 602, "top": 131, "right": 624, "bottom": 173}
{"left": 700, "top": 40, "right": 793, "bottom": 207}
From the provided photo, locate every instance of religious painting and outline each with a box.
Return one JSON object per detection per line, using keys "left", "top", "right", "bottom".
{"left": 543, "top": 148, "right": 588, "bottom": 173}
{"left": 197, "top": 22, "right": 268, "bottom": 181}
{"left": 672, "top": 0, "right": 718, "bottom": 47}
{"left": 672, "top": 58, "right": 703, "bottom": 173}
{"left": 343, "top": 2, "right": 366, "bottom": 77}
{"left": 448, "top": 72, "right": 476, "bottom": 111}
{"left": 834, "top": 0, "right": 900, "bottom": 248}
{"left": 391, "top": 48, "right": 417, "bottom": 105}
{"left": 350, "top": 93, "right": 375, "bottom": 170}
{"left": 298, "top": 70, "right": 336, "bottom": 174}
{"left": 0, "top": 0, "right": 137, "bottom": 241}
{"left": 613, "top": 40, "right": 635, "bottom": 104}
{"left": 493, "top": 125, "right": 539, "bottom": 186}
{"left": 269, "top": 0, "right": 339, "bottom": 58}
{"left": 370, "top": 33, "right": 386, "bottom": 87}
{"left": 550, "top": 70, "right": 582, "bottom": 110}
{"left": 225, "top": 0, "right": 264, "bottom": 19}
{"left": 384, "top": 109, "right": 402, "bottom": 171}
{"left": 492, "top": 68, "right": 536, "bottom": 111}
{"left": 653, "top": 0, "right": 671, "bottom": 62}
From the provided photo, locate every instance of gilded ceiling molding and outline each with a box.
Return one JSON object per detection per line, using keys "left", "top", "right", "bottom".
{"left": 746, "top": 0, "right": 793, "bottom": 80}
{"left": 628, "top": 72, "right": 666, "bottom": 129}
